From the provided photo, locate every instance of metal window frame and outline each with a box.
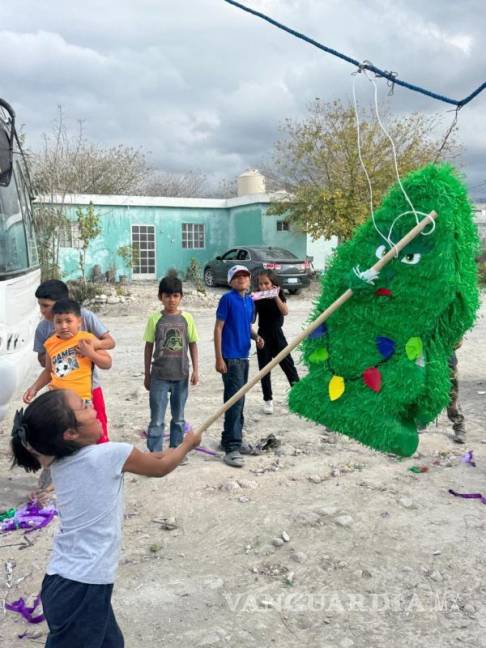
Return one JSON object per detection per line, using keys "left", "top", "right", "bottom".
{"left": 181, "top": 222, "right": 205, "bottom": 249}
{"left": 237, "top": 247, "right": 251, "bottom": 261}
{"left": 131, "top": 223, "right": 156, "bottom": 279}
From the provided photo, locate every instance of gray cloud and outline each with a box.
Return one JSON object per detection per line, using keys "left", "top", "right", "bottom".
{"left": 0, "top": 0, "right": 484, "bottom": 195}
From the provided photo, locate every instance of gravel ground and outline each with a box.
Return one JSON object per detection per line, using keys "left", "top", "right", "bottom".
{"left": 1, "top": 283, "right": 485, "bottom": 648}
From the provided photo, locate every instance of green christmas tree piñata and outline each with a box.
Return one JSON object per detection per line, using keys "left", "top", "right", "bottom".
{"left": 289, "top": 164, "right": 479, "bottom": 457}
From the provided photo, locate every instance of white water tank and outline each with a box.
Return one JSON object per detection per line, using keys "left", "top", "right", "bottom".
{"left": 237, "top": 169, "right": 266, "bottom": 196}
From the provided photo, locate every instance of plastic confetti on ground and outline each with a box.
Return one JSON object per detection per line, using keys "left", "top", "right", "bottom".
{"left": 461, "top": 450, "right": 476, "bottom": 467}
{"left": 0, "top": 502, "right": 57, "bottom": 534}
{"left": 5, "top": 595, "right": 44, "bottom": 624}
{"left": 408, "top": 466, "right": 429, "bottom": 474}
{"left": 0, "top": 508, "right": 16, "bottom": 522}
{"left": 448, "top": 489, "right": 486, "bottom": 504}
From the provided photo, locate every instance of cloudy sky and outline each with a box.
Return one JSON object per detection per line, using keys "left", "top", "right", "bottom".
{"left": 1, "top": 0, "right": 484, "bottom": 197}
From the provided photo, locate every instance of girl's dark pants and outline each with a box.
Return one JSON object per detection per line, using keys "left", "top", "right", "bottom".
{"left": 41, "top": 574, "right": 124, "bottom": 647}
{"left": 257, "top": 328, "right": 299, "bottom": 402}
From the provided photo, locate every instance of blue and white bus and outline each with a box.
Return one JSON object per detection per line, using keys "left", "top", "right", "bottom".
{"left": 0, "top": 98, "right": 40, "bottom": 421}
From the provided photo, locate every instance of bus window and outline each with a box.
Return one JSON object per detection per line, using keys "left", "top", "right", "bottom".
{"left": 0, "top": 179, "right": 29, "bottom": 276}
{"left": 0, "top": 123, "right": 12, "bottom": 186}
{"left": 15, "top": 160, "right": 38, "bottom": 267}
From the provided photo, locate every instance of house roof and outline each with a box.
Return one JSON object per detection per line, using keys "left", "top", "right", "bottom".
{"left": 35, "top": 191, "right": 290, "bottom": 210}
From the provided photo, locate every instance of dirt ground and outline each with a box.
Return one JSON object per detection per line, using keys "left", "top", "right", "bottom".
{"left": 1, "top": 282, "right": 486, "bottom": 648}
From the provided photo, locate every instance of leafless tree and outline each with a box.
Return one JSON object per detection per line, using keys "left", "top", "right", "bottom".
{"left": 31, "top": 107, "right": 149, "bottom": 196}
{"left": 210, "top": 176, "right": 238, "bottom": 199}
{"left": 140, "top": 170, "right": 210, "bottom": 197}
{"left": 29, "top": 107, "right": 150, "bottom": 277}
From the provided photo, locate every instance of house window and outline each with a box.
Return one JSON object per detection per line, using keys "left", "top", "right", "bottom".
{"left": 276, "top": 220, "right": 290, "bottom": 231}
{"left": 59, "top": 221, "right": 82, "bottom": 248}
{"left": 182, "top": 223, "right": 205, "bottom": 249}
{"left": 131, "top": 225, "right": 156, "bottom": 278}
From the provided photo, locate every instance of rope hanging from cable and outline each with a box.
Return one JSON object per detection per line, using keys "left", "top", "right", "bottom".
{"left": 351, "top": 71, "right": 435, "bottom": 251}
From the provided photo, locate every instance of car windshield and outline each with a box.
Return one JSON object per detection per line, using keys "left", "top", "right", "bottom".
{"left": 259, "top": 247, "right": 298, "bottom": 260}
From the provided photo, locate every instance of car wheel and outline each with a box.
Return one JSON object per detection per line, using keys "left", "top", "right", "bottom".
{"left": 288, "top": 288, "right": 301, "bottom": 295}
{"left": 204, "top": 268, "right": 216, "bottom": 287}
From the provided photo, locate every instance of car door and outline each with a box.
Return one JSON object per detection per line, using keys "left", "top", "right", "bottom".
{"left": 217, "top": 248, "right": 239, "bottom": 283}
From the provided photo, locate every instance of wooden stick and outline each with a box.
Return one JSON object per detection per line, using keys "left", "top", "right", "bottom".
{"left": 196, "top": 211, "right": 438, "bottom": 436}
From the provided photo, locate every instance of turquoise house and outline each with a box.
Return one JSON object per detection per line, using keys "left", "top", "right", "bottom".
{"left": 37, "top": 192, "right": 312, "bottom": 281}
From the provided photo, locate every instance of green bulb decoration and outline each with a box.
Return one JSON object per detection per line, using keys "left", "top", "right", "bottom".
{"left": 289, "top": 164, "right": 479, "bottom": 457}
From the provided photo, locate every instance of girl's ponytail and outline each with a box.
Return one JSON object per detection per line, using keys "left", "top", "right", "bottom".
{"left": 11, "top": 390, "right": 80, "bottom": 472}
{"left": 11, "top": 410, "right": 41, "bottom": 472}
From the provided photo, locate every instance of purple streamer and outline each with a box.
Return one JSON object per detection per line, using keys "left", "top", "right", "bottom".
{"left": 6, "top": 595, "right": 45, "bottom": 624}
{"left": 461, "top": 450, "right": 476, "bottom": 467}
{"left": 0, "top": 502, "right": 57, "bottom": 534}
{"left": 449, "top": 489, "right": 486, "bottom": 504}
{"left": 184, "top": 423, "right": 219, "bottom": 456}
{"left": 195, "top": 446, "right": 219, "bottom": 457}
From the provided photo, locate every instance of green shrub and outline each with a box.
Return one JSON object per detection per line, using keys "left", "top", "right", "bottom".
{"left": 186, "top": 258, "right": 206, "bottom": 293}
{"left": 68, "top": 280, "right": 102, "bottom": 304}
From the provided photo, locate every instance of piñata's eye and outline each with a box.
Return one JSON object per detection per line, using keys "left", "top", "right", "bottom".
{"left": 401, "top": 252, "right": 421, "bottom": 265}
{"left": 375, "top": 245, "right": 387, "bottom": 259}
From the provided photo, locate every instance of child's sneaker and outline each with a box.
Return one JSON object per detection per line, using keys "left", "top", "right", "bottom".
{"left": 263, "top": 400, "right": 274, "bottom": 415}
{"left": 223, "top": 451, "right": 245, "bottom": 468}
{"left": 453, "top": 427, "right": 466, "bottom": 444}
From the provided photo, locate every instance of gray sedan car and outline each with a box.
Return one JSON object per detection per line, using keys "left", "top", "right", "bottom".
{"left": 203, "top": 246, "right": 312, "bottom": 294}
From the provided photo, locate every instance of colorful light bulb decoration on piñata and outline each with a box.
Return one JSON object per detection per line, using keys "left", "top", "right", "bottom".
{"left": 289, "top": 164, "right": 479, "bottom": 457}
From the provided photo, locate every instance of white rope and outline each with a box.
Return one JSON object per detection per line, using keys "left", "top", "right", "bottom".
{"left": 387, "top": 210, "right": 435, "bottom": 245}
{"left": 351, "top": 73, "right": 390, "bottom": 247}
{"left": 352, "top": 69, "right": 436, "bottom": 252}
